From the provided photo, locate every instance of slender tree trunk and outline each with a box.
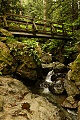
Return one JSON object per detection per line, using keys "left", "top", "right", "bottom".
{"left": 43, "top": 0, "right": 46, "bottom": 20}
{"left": 72, "top": 0, "right": 78, "bottom": 21}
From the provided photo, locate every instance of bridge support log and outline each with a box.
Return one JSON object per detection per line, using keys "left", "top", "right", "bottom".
{"left": 3, "top": 16, "right": 8, "bottom": 27}
{"left": 32, "top": 19, "right": 38, "bottom": 32}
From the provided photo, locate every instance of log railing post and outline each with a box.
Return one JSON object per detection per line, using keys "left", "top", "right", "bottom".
{"left": 50, "top": 23, "right": 53, "bottom": 34}
{"left": 50, "top": 22, "right": 56, "bottom": 34}
{"left": 62, "top": 23, "right": 65, "bottom": 35}
{"left": 3, "top": 16, "right": 8, "bottom": 27}
{"left": 32, "top": 19, "right": 37, "bottom": 32}
{"left": 43, "top": 21, "right": 46, "bottom": 32}
{"left": 26, "top": 21, "right": 28, "bottom": 30}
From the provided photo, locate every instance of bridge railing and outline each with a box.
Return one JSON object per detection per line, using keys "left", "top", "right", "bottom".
{"left": 0, "top": 13, "right": 73, "bottom": 37}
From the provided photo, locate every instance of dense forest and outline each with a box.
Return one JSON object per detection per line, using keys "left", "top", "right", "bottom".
{"left": 0, "top": 0, "right": 80, "bottom": 64}
{"left": 0, "top": 0, "right": 80, "bottom": 22}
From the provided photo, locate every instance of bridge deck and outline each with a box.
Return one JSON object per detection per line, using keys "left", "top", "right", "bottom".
{"left": 9, "top": 31, "right": 71, "bottom": 40}
{"left": 0, "top": 13, "right": 73, "bottom": 40}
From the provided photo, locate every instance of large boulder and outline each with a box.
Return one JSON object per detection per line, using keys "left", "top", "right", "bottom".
{"left": 0, "top": 28, "right": 17, "bottom": 74}
{"left": 70, "top": 54, "right": 80, "bottom": 82}
{"left": 49, "top": 77, "right": 65, "bottom": 94}
{"left": 42, "top": 61, "right": 67, "bottom": 76}
{"left": 62, "top": 96, "right": 78, "bottom": 108}
{"left": 0, "top": 29, "right": 42, "bottom": 81}
{"left": 0, "top": 28, "right": 43, "bottom": 81}
{"left": 64, "top": 70, "right": 79, "bottom": 96}
{"left": 7, "top": 41, "right": 42, "bottom": 81}
{"left": 0, "top": 76, "right": 60, "bottom": 120}
{"left": 52, "top": 62, "right": 67, "bottom": 73}
{"left": 64, "top": 54, "right": 80, "bottom": 96}
{"left": 41, "top": 52, "right": 52, "bottom": 64}
{"left": 0, "top": 42, "right": 17, "bottom": 74}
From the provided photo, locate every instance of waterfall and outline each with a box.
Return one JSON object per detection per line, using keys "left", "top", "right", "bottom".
{"left": 45, "top": 70, "right": 54, "bottom": 83}
{"left": 41, "top": 70, "right": 54, "bottom": 94}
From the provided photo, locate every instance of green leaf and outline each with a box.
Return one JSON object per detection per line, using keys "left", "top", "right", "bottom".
{"left": 0, "top": 72, "right": 2, "bottom": 75}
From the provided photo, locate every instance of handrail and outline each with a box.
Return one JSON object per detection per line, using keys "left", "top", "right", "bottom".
{"left": 0, "top": 13, "right": 73, "bottom": 39}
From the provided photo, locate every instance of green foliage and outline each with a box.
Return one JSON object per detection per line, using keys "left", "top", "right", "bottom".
{"left": 22, "top": 38, "right": 41, "bottom": 65}
{"left": 42, "top": 39, "right": 62, "bottom": 52}
{"left": 42, "top": 38, "right": 78, "bottom": 63}
{"left": 0, "top": 0, "right": 79, "bottom": 66}
{"left": 71, "top": 54, "right": 80, "bottom": 82}
{"left": 72, "top": 18, "right": 80, "bottom": 26}
{"left": 0, "top": 0, "right": 21, "bottom": 14}
{"left": 0, "top": 72, "right": 2, "bottom": 75}
{"left": 5, "top": 37, "right": 41, "bottom": 65}
{"left": 63, "top": 43, "right": 77, "bottom": 58}
{"left": 23, "top": 0, "right": 43, "bottom": 19}
{"left": 6, "top": 37, "right": 17, "bottom": 43}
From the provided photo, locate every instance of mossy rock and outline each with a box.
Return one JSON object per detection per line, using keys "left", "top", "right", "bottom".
{"left": 6, "top": 41, "right": 42, "bottom": 80}
{"left": 71, "top": 54, "right": 80, "bottom": 82}
{"left": 0, "top": 37, "right": 7, "bottom": 42}
{"left": 0, "top": 28, "right": 13, "bottom": 37}
{"left": 0, "top": 42, "right": 17, "bottom": 74}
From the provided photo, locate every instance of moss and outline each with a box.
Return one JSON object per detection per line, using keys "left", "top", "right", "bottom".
{"left": 0, "top": 28, "right": 13, "bottom": 37}
{"left": 0, "top": 42, "right": 17, "bottom": 74}
{"left": 0, "top": 42, "right": 13, "bottom": 65}
{"left": 71, "top": 54, "right": 80, "bottom": 82}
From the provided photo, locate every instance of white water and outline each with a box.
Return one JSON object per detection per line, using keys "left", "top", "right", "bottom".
{"left": 45, "top": 70, "right": 54, "bottom": 83}
{"left": 42, "top": 88, "right": 50, "bottom": 94}
{"left": 41, "top": 70, "right": 54, "bottom": 94}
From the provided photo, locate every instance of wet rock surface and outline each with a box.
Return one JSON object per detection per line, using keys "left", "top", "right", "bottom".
{"left": 49, "top": 78, "right": 65, "bottom": 94}
{"left": 62, "top": 96, "right": 78, "bottom": 108}
{"left": 64, "top": 77, "right": 79, "bottom": 96}
{"left": 42, "top": 62, "right": 67, "bottom": 95}
{"left": 41, "top": 52, "right": 52, "bottom": 64}
{"left": 42, "top": 61, "right": 67, "bottom": 75}
{"left": 0, "top": 76, "right": 60, "bottom": 120}
{"left": 41, "top": 58, "right": 80, "bottom": 119}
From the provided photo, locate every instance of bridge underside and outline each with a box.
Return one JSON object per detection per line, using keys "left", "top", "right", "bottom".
{"left": 10, "top": 31, "right": 72, "bottom": 40}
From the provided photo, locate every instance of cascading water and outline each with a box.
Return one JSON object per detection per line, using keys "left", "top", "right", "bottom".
{"left": 27, "top": 68, "right": 77, "bottom": 119}
{"left": 42, "top": 70, "right": 54, "bottom": 93}
{"left": 45, "top": 70, "right": 54, "bottom": 83}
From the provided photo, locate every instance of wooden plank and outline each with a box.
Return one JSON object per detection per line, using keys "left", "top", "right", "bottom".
{"left": 8, "top": 31, "right": 72, "bottom": 40}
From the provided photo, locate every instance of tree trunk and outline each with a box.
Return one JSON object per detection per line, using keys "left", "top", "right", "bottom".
{"left": 72, "top": 0, "right": 78, "bottom": 21}
{"left": 43, "top": 0, "right": 46, "bottom": 20}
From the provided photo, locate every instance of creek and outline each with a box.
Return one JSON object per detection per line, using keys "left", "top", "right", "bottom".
{"left": 18, "top": 70, "right": 78, "bottom": 120}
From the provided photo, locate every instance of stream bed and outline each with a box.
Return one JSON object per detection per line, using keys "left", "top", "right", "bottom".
{"left": 28, "top": 85, "right": 78, "bottom": 120}
{"left": 19, "top": 69, "right": 78, "bottom": 120}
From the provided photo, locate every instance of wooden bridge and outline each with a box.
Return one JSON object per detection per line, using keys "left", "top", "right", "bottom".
{"left": 0, "top": 14, "right": 73, "bottom": 40}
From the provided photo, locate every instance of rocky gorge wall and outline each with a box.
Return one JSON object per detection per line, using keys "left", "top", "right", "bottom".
{"left": 0, "top": 28, "right": 80, "bottom": 119}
